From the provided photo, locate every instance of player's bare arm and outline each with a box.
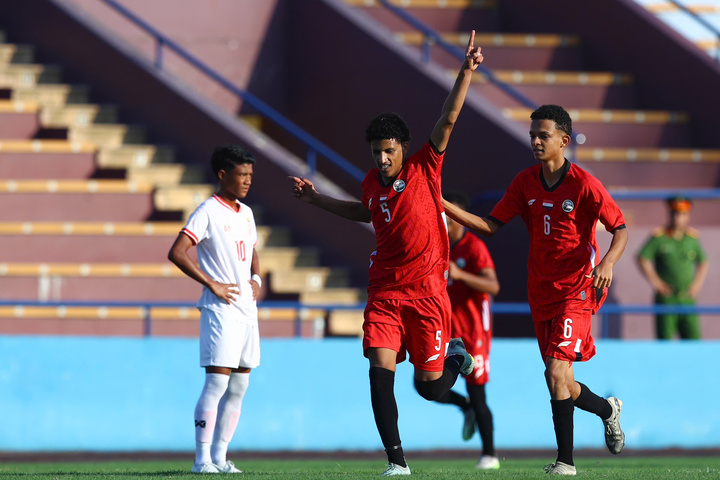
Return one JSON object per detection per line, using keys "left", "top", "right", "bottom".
{"left": 168, "top": 233, "right": 239, "bottom": 304}
{"left": 588, "top": 227, "right": 628, "bottom": 289}
{"left": 442, "top": 197, "right": 499, "bottom": 237}
{"left": 449, "top": 261, "right": 500, "bottom": 295}
{"left": 429, "top": 30, "right": 483, "bottom": 153}
{"left": 288, "top": 175, "right": 371, "bottom": 223}
{"left": 249, "top": 249, "right": 261, "bottom": 300}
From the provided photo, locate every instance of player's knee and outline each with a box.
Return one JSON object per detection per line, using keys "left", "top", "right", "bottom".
{"left": 414, "top": 378, "right": 444, "bottom": 401}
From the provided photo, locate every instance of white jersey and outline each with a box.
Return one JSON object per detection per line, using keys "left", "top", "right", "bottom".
{"left": 181, "top": 194, "right": 258, "bottom": 323}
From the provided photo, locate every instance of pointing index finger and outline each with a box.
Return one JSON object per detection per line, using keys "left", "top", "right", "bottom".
{"left": 467, "top": 30, "right": 475, "bottom": 51}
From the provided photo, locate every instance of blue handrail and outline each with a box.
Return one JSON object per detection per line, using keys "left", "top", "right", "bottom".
{"left": 376, "top": 0, "right": 586, "bottom": 157}
{"left": 97, "top": 0, "right": 366, "bottom": 183}
{"left": 666, "top": 0, "right": 720, "bottom": 61}
{"left": 2, "top": 299, "right": 718, "bottom": 339}
{"left": 472, "top": 187, "right": 720, "bottom": 203}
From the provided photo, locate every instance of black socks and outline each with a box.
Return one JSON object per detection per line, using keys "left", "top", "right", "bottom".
{"left": 551, "top": 397, "right": 574, "bottom": 466}
{"left": 574, "top": 382, "right": 613, "bottom": 420}
{"left": 369, "top": 367, "right": 406, "bottom": 467}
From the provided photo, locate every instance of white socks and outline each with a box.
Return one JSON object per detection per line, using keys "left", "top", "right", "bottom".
{"left": 194, "top": 373, "right": 230, "bottom": 464}
{"left": 193, "top": 372, "right": 250, "bottom": 466}
{"left": 211, "top": 373, "right": 250, "bottom": 466}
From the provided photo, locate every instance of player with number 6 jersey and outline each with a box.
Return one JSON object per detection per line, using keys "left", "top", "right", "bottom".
{"left": 443, "top": 105, "right": 628, "bottom": 476}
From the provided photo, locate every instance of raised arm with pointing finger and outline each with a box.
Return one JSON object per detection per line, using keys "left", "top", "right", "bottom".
{"left": 288, "top": 32, "right": 484, "bottom": 476}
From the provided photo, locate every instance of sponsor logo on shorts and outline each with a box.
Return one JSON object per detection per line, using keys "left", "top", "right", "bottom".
{"left": 558, "top": 341, "right": 572, "bottom": 348}
{"left": 425, "top": 354, "right": 441, "bottom": 363}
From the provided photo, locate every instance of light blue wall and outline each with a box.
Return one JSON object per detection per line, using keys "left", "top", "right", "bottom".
{"left": 1, "top": 337, "right": 718, "bottom": 451}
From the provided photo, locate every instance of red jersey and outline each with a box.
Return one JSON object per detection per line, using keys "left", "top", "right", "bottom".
{"left": 489, "top": 160, "right": 625, "bottom": 320}
{"left": 361, "top": 142, "right": 449, "bottom": 300}
{"left": 448, "top": 231, "right": 494, "bottom": 348}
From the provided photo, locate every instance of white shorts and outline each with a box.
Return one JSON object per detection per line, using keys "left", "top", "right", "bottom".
{"left": 199, "top": 307, "right": 260, "bottom": 369}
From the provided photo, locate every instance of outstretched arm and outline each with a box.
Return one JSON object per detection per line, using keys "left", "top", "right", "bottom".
{"left": 288, "top": 176, "right": 371, "bottom": 223}
{"left": 589, "top": 227, "right": 628, "bottom": 289}
{"left": 430, "top": 30, "right": 483, "bottom": 153}
{"left": 442, "top": 198, "right": 499, "bottom": 237}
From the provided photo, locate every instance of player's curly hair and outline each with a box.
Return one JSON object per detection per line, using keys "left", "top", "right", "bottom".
{"left": 443, "top": 190, "right": 471, "bottom": 211}
{"left": 365, "top": 112, "right": 412, "bottom": 144}
{"left": 210, "top": 144, "right": 255, "bottom": 177}
{"left": 530, "top": 104, "right": 572, "bottom": 136}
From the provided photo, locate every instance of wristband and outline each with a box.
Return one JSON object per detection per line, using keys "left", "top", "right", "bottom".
{"left": 251, "top": 274, "right": 262, "bottom": 288}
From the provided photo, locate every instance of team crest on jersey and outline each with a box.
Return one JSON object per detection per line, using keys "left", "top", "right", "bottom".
{"left": 562, "top": 199, "right": 575, "bottom": 212}
{"left": 456, "top": 258, "right": 467, "bottom": 269}
{"left": 392, "top": 179, "right": 406, "bottom": 192}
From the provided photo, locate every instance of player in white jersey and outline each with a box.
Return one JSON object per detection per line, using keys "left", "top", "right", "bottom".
{"left": 168, "top": 144, "right": 261, "bottom": 474}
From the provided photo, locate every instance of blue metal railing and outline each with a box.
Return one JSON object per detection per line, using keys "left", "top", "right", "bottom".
{"left": 472, "top": 187, "right": 720, "bottom": 203}
{"left": 97, "top": 0, "right": 365, "bottom": 182}
{"left": 376, "top": 0, "right": 587, "bottom": 158}
{"left": 666, "top": 0, "right": 720, "bottom": 61}
{"left": 2, "top": 300, "right": 718, "bottom": 339}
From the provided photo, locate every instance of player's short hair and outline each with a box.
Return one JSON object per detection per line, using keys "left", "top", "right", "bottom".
{"left": 443, "top": 190, "right": 471, "bottom": 211}
{"left": 365, "top": 112, "right": 412, "bottom": 144}
{"left": 210, "top": 144, "right": 256, "bottom": 177}
{"left": 530, "top": 104, "right": 573, "bottom": 136}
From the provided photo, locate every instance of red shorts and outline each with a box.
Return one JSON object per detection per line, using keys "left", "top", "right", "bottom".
{"left": 464, "top": 340, "right": 490, "bottom": 386}
{"left": 363, "top": 292, "right": 452, "bottom": 372}
{"left": 534, "top": 308, "right": 596, "bottom": 363}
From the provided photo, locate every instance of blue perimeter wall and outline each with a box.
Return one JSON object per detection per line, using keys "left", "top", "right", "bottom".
{"left": 1, "top": 337, "right": 718, "bottom": 452}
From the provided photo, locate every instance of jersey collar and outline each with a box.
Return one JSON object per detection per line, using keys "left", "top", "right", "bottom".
{"left": 539, "top": 158, "right": 571, "bottom": 192}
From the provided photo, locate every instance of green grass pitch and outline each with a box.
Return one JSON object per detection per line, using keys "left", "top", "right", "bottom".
{"left": 0, "top": 456, "right": 719, "bottom": 479}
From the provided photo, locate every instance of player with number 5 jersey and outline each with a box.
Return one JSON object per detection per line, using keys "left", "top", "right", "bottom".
{"left": 288, "top": 31, "right": 484, "bottom": 476}
{"left": 443, "top": 105, "right": 628, "bottom": 476}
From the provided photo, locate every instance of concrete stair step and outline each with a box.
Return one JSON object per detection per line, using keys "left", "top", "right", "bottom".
{"left": 97, "top": 145, "right": 176, "bottom": 168}
{"left": 125, "top": 163, "right": 205, "bottom": 186}
{"left": 0, "top": 64, "right": 62, "bottom": 88}
{"left": 10, "top": 84, "right": 90, "bottom": 107}
{"left": 153, "top": 184, "right": 216, "bottom": 218}
{"left": 397, "top": 31, "right": 582, "bottom": 69}
{"left": 504, "top": 107, "right": 691, "bottom": 148}
{"left": 41, "top": 104, "right": 119, "bottom": 127}
{"left": 68, "top": 124, "right": 146, "bottom": 148}
{"left": 268, "top": 267, "right": 350, "bottom": 294}
{"left": 326, "top": 309, "right": 364, "bottom": 336}
{"left": 0, "top": 221, "right": 291, "bottom": 263}
{"left": 259, "top": 247, "right": 321, "bottom": 273}
{"left": 0, "top": 179, "right": 154, "bottom": 221}
{"left": 299, "top": 288, "right": 365, "bottom": 305}
{"left": 0, "top": 44, "right": 34, "bottom": 64}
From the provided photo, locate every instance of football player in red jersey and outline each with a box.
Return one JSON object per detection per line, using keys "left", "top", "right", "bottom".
{"left": 436, "top": 190, "right": 500, "bottom": 470}
{"left": 442, "top": 105, "right": 628, "bottom": 476}
{"left": 289, "top": 31, "right": 483, "bottom": 477}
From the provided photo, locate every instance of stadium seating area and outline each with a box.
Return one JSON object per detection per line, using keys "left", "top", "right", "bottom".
{"left": 0, "top": 27, "right": 366, "bottom": 337}
{"left": 0, "top": 0, "right": 718, "bottom": 338}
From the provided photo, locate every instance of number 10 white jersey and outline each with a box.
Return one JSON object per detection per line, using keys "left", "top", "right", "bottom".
{"left": 181, "top": 194, "right": 258, "bottom": 323}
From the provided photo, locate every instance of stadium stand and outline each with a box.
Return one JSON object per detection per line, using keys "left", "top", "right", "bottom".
{"left": 1, "top": 0, "right": 717, "bottom": 339}
{"left": 0, "top": 26, "right": 366, "bottom": 337}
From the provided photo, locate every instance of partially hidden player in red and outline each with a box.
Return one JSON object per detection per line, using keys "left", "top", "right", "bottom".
{"left": 436, "top": 190, "right": 501, "bottom": 470}
{"left": 289, "top": 31, "right": 483, "bottom": 477}
{"left": 442, "top": 105, "right": 628, "bottom": 476}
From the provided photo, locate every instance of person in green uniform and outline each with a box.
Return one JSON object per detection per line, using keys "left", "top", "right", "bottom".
{"left": 637, "top": 196, "right": 709, "bottom": 339}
